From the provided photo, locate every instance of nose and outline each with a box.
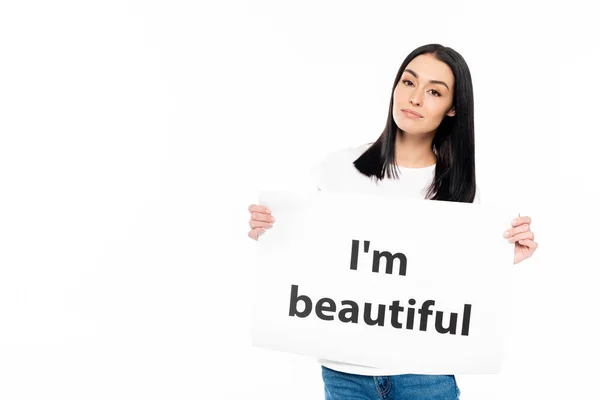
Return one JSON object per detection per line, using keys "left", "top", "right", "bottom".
{"left": 409, "top": 90, "right": 422, "bottom": 107}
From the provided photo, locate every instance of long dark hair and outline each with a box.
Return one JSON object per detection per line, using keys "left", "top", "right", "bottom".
{"left": 353, "top": 44, "right": 476, "bottom": 203}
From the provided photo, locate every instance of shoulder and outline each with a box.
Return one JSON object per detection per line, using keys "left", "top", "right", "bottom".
{"left": 310, "top": 143, "right": 372, "bottom": 190}
{"left": 322, "top": 142, "right": 371, "bottom": 165}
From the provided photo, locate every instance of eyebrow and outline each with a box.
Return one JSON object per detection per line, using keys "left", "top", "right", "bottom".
{"left": 404, "top": 69, "right": 449, "bottom": 90}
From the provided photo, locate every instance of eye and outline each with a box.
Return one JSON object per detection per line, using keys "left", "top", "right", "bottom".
{"left": 429, "top": 90, "right": 441, "bottom": 97}
{"left": 401, "top": 79, "right": 414, "bottom": 87}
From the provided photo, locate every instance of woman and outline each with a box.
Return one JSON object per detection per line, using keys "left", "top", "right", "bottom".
{"left": 247, "top": 43, "right": 538, "bottom": 399}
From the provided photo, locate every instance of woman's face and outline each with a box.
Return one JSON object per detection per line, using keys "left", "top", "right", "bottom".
{"left": 392, "top": 54, "right": 456, "bottom": 135}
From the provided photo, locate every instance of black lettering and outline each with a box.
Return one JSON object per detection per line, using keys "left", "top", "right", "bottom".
{"left": 435, "top": 311, "right": 458, "bottom": 334}
{"left": 461, "top": 304, "right": 472, "bottom": 336}
{"left": 364, "top": 303, "right": 386, "bottom": 326}
{"left": 316, "top": 298, "right": 336, "bottom": 321}
{"left": 418, "top": 300, "right": 435, "bottom": 331}
{"left": 350, "top": 240, "right": 359, "bottom": 270}
{"left": 406, "top": 298, "right": 416, "bottom": 329}
{"left": 339, "top": 300, "right": 359, "bottom": 323}
{"left": 372, "top": 250, "right": 407, "bottom": 275}
{"left": 388, "top": 300, "right": 404, "bottom": 328}
{"left": 288, "top": 284, "right": 312, "bottom": 318}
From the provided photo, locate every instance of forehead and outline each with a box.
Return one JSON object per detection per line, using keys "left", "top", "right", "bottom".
{"left": 404, "top": 54, "right": 455, "bottom": 86}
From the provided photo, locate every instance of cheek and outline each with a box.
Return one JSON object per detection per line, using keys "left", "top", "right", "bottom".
{"left": 429, "top": 99, "right": 452, "bottom": 118}
{"left": 392, "top": 88, "right": 400, "bottom": 107}
{"left": 392, "top": 84, "right": 407, "bottom": 104}
{"left": 391, "top": 89, "right": 402, "bottom": 122}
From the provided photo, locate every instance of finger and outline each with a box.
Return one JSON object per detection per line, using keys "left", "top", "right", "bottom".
{"left": 250, "top": 212, "right": 276, "bottom": 223}
{"left": 517, "top": 239, "right": 538, "bottom": 249}
{"left": 248, "top": 230, "right": 258, "bottom": 241}
{"left": 248, "top": 228, "right": 266, "bottom": 241}
{"left": 248, "top": 204, "right": 271, "bottom": 214}
{"left": 504, "top": 224, "right": 530, "bottom": 238}
{"left": 509, "top": 231, "right": 535, "bottom": 242}
{"left": 249, "top": 219, "right": 274, "bottom": 229}
{"left": 512, "top": 215, "right": 532, "bottom": 227}
{"left": 508, "top": 231, "right": 535, "bottom": 243}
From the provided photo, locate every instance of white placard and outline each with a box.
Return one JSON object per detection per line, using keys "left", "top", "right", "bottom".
{"left": 252, "top": 190, "right": 517, "bottom": 374}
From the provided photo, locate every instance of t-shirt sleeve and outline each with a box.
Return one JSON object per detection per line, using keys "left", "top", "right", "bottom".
{"left": 308, "top": 147, "right": 351, "bottom": 192}
{"left": 308, "top": 162, "right": 323, "bottom": 192}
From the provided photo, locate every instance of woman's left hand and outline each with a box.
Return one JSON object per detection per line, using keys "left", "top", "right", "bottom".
{"left": 504, "top": 216, "right": 538, "bottom": 264}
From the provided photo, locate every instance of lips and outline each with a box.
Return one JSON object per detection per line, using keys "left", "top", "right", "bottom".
{"left": 401, "top": 109, "right": 423, "bottom": 118}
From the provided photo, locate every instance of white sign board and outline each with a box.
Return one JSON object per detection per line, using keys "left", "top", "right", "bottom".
{"left": 252, "top": 191, "right": 517, "bottom": 374}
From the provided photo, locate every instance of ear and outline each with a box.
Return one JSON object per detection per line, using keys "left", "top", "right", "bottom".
{"left": 446, "top": 107, "right": 456, "bottom": 117}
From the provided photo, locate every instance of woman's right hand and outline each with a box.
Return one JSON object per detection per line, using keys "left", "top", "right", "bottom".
{"left": 247, "top": 204, "right": 275, "bottom": 241}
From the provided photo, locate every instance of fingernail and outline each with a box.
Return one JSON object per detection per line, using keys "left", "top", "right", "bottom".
{"left": 512, "top": 219, "right": 518, "bottom": 226}
{"left": 271, "top": 216, "right": 276, "bottom": 222}
{"left": 503, "top": 231, "right": 509, "bottom": 237}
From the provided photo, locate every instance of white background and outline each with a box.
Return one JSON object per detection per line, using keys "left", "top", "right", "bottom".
{"left": 0, "top": 1, "right": 598, "bottom": 399}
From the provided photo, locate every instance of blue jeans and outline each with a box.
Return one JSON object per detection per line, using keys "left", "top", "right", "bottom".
{"left": 321, "top": 366, "right": 461, "bottom": 400}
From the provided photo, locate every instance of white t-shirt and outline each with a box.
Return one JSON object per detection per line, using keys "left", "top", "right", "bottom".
{"left": 310, "top": 142, "right": 480, "bottom": 376}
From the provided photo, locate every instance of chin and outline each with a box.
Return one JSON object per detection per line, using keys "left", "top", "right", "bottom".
{"left": 396, "top": 120, "right": 421, "bottom": 134}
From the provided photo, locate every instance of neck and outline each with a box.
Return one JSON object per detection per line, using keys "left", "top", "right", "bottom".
{"left": 394, "top": 129, "right": 436, "bottom": 168}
